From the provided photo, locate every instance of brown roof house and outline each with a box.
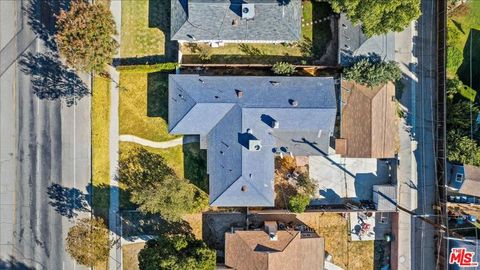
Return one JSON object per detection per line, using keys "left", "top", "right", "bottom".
{"left": 225, "top": 221, "right": 325, "bottom": 270}
{"left": 336, "top": 81, "right": 398, "bottom": 158}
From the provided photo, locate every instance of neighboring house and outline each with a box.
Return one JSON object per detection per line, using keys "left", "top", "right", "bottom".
{"left": 171, "top": 0, "right": 302, "bottom": 43}
{"left": 373, "top": 184, "right": 397, "bottom": 212}
{"left": 225, "top": 221, "right": 325, "bottom": 270}
{"left": 336, "top": 80, "right": 397, "bottom": 159}
{"left": 338, "top": 13, "right": 395, "bottom": 65}
{"left": 448, "top": 164, "right": 480, "bottom": 198}
{"left": 168, "top": 75, "right": 336, "bottom": 207}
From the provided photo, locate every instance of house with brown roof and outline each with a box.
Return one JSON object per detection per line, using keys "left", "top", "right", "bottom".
{"left": 225, "top": 221, "right": 325, "bottom": 270}
{"left": 336, "top": 80, "right": 397, "bottom": 159}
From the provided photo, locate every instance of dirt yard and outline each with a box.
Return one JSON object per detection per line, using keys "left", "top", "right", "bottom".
{"left": 298, "top": 212, "right": 375, "bottom": 269}
{"left": 122, "top": 243, "right": 145, "bottom": 270}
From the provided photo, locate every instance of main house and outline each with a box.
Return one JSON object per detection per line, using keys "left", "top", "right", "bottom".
{"left": 168, "top": 75, "right": 336, "bottom": 207}
{"left": 170, "top": 0, "right": 302, "bottom": 43}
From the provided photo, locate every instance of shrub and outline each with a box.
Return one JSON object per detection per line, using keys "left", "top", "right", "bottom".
{"left": 198, "top": 45, "right": 212, "bottom": 62}
{"left": 343, "top": 58, "right": 402, "bottom": 87}
{"left": 447, "top": 46, "right": 464, "bottom": 74}
{"left": 116, "top": 62, "right": 178, "bottom": 73}
{"left": 272, "top": 62, "right": 296, "bottom": 76}
{"left": 296, "top": 173, "right": 317, "bottom": 197}
{"left": 288, "top": 194, "right": 310, "bottom": 213}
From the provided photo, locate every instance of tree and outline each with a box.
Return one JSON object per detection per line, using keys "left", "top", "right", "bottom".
{"left": 138, "top": 234, "right": 216, "bottom": 270}
{"left": 343, "top": 58, "right": 402, "bottom": 87}
{"left": 272, "top": 62, "right": 296, "bottom": 76}
{"left": 447, "top": 46, "right": 464, "bottom": 74}
{"left": 56, "top": 0, "right": 118, "bottom": 72}
{"left": 447, "top": 130, "right": 480, "bottom": 166}
{"left": 118, "top": 148, "right": 209, "bottom": 221}
{"left": 66, "top": 217, "right": 112, "bottom": 266}
{"left": 296, "top": 173, "right": 317, "bottom": 197}
{"left": 288, "top": 193, "right": 310, "bottom": 213}
{"left": 330, "top": 0, "right": 421, "bottom": 37}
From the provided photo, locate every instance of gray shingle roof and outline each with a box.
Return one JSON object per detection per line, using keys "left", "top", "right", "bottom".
{"left": 338, "top": 13, "right": 395, "bottom": 65}
{"left": 169, "top": 75, "right": 337, "bottom": 207}
{"left": 171, "top": 0, "right": 302, "bottom": 42}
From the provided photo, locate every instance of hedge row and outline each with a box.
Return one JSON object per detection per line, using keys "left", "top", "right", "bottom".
{"left": 116, "top": 62, "right": 178, "bottom": 73}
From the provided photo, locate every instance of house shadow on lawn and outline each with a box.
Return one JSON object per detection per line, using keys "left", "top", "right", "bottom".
{"left": 458, "top": 29, "right": 480, "bottom": 92}
{"left": 148, "top": 0, "right": 178, "bottom": 62}
{"left": 183, "top": 142, "right": 209, "bottom": 193}
{"left": 147, "top": 72, "right": 169, "bottom": 118}
{"left": 311, "top": 1, "right": 334, "bottom": 63}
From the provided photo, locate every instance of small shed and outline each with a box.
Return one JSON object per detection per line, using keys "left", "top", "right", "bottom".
{"left": 373, "top": 185, "right": 397, "bottom": 212}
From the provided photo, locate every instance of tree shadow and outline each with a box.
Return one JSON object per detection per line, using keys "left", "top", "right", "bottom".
{"left": 19, "top": 52, "right": 90, "bottom": 106}
{"left": 148, "top": 0, "right": 178, "bottom": 62}
{"left": 47, "top": 183, "right": 90, "bottom": 219}
{"left": 0, "top": 257, "right": 36, "bottom": 270}
{"left": 183, "top": 142, "right": 208, "bottom": 193}
{"left": 458, "top": 29, "right": 480, "bottom": 91}
{"left": 24, "top": 0, "right": 71, "bottom": 51}
{"left": 311, "top": 2, "right": 333, "bottom": 60}
{"left": 146, "top": 72, "right": 169, "bottom": 119}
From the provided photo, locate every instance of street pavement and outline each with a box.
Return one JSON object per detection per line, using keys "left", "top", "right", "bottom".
{"left": 396, "top": 0, "right": 438, "bottom": 269}
{"left": 0, "top": 1, "right": 91, "bottom": 269}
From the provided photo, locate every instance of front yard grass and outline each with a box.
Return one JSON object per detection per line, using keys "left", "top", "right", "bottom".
{"left": 448, "top": 1, "right": 480, "bottom": 90}
{"left": 122, "top": 243, "right": 145, "bottom": 270}
{"left": 180, "top": 1, "right": 334, "bottom": 65}
{"left": 92, "top": 76, "right": 110, "bottom": 218}
{"left": 120, "top": 0, "right": 166, "bottom": 57}
{"left": 119, "top": 72, "right": 177, "bottom": 142}
{"left": 298, "top": 213, "right": 375, "bottom": 269}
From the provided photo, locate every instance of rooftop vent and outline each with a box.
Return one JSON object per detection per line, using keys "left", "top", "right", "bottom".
{"left": 289, "top": 99, "right": 299, "bottom": 107}
{"left": 269, "top": 81, "right": 280, "bottom": 86}
{"left": 241, "top": 185, "right": 248, "bottom": 192}
{"left": 271, "top": 119, "right": 279, "bottom": 129}
{"left": 235, "top": 89, "right": 243, "bottom": 98}
{"left": 241, "top": 4, "right": 255, "bottom": 20}
{"left": 232, "top": 19, "right": 238, "bottom": 26}
{"left": 248, "top": 139, "right": 262, "bottom": 151}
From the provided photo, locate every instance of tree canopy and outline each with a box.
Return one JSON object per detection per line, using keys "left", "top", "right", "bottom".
{"left": 56, "top": 0, "right": 118, "bottom": 72}
{"left": 118, "top": 148, "right": 208, "bottom": 221}
{"left": 330, "top": 0, "right": 421, "bottom": 37}
{"left": 343, "top": 58, "right": 402, "bottom": 87}
{"left": 66, "top": 217, "right": 112, "bottom": 266}
{"left": 447, "top": 130, "right": 480, "bottom": 166}
{"left": 138, "top": 234, "right": 216, "bottom": 270}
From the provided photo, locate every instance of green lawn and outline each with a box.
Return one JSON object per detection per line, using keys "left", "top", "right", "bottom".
{"left": 448, "top": 2, "right": 480, "bottom": 90}
{"left": 181, "top": 1, "right": 334, "bottom": 64}
{"left": 119, "top": 72, "right": 177, "bottom": 142}
{"left": 92, "top": 76, "right": 110, "bottom": 219}
{"left": 120, "top": 0, "right": 167, "bottom": 57}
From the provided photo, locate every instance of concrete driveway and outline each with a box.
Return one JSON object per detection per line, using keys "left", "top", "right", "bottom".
{"left": 309, "top": 155, "right": 393, "bottom": 205}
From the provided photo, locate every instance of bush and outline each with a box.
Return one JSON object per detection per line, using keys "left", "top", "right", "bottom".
{"left": 447, "top": 46, "right": 464, "bottom": 74}
{"left": 296, "top": 173, "right": 317, "bottom": 197}
{"left": 288, "top": 194, "right": 310, "bottom": 213}
{"left": 447, "top": 130, "right": 480, "bottom": 166}
{"left": 272, "top": 62, "right": 296, "bottom": 76}
{"left": 343, "top": 58, "right": 402, "bottom": 87}
{"left": 116, "top": 62, "right": 178, "bottom": 73}
{"left": 198, "top": 46, "right": 212, "bottom": 62}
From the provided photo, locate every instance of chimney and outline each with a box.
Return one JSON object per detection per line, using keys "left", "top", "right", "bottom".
{"left": 235, "top": 89, "right": 243, "bottom": 98}
{"left": 271, "top": 119, "right": 279, "bottom": 129}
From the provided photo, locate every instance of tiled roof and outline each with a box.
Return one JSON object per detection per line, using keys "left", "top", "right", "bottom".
{"left": 225, "top": 230, "right": 325, "bottom": 270}
{"left": 169, "top": 75, "right": 337, "bottom": 207}
{"left": 170, "top": 0, "right": 302, "bottom": 41}
{"left": 339, "top": 80, "right": 397, "bottom": 159}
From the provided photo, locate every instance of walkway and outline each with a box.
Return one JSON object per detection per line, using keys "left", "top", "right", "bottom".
{"left": 119, "top": 135, "right": 199, "bottom": 149}
{"left": 109, "top": 1, "right": 122, "bottom": 269}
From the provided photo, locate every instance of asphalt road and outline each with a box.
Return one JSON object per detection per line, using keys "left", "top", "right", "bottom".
{"left": 0, "top": 1, "right": 91, "bottom": 269}
{"left": 411, "top": 0, "right": 438, "bottom": 269}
